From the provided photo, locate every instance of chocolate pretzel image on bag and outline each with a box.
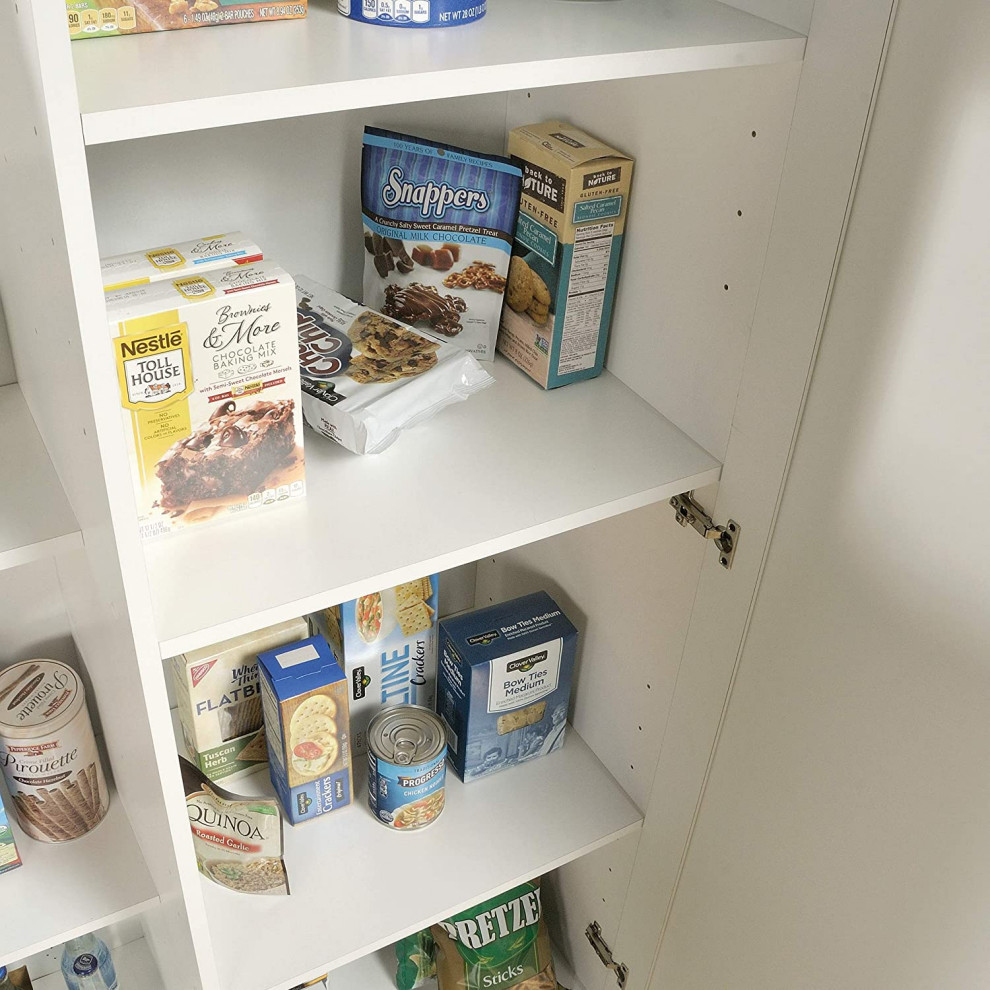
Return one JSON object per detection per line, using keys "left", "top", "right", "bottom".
{"left": 0, "top": 659, "right": 110, "bottom": 842}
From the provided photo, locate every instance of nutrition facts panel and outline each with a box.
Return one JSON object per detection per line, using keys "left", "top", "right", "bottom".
{"left": 559, "top": 222, "right": 614, "bottom": 374}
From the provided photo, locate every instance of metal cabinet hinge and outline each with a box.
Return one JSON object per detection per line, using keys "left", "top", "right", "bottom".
{"left": 586, "top": 922, "right": 628, "bottom": 989}
{"left": 669, "top": 492, "right": 740, "bottom": 570}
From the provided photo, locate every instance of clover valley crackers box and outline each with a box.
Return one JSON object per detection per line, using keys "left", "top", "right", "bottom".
{"left": 498, "top": 122, "right": 634, "bottom": 389}
{"left": 67, "top": 0, "right": 306, "bottom": 40}
{"left": 106, "top": 261, "right": 305, "bottom": 539}
{"left": 0, "top": 790, "right": 21, "bottom": 876}
{"left": 308, "top": 575, "right": 439, "bottom": 755}
{"left": 258, "top": 636, "right": 352, "bottom": 825}
{"left": 437, "top": 591, "right": 576, "bottom": 782}
{"left": 170, "top": 617, "right": 309, "bottom": 784}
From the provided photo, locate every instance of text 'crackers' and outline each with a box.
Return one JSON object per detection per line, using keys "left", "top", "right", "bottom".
{"left": 436, "top": 592, "right": 577, "bottom": 782}
{"left": 258, "top": 636, "right": 352, "bottom": 825}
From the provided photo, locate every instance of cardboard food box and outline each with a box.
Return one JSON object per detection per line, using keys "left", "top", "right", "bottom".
{"left": 66, "top": 0, "right": 306, "bottom": 40}
{"left": 497, "top": 121, "right": 634, "bottom": 389}
{"left": 106, "top": 261, "right": 306, "bottom": 539}
{"left": 258, "top": 636, "right": 352, "bottom": 825}
{"left": 170, "top": 617, "right": 309, "bottom": 783}
{"left": 0, "top": 791, "right": 22, "bottom": 876}
{"left": 308, "top": 574, "right": 439, "bottom": 755}
{"left": 436, "top": 591, "right": 577, "bottom": 782}
{"left": 101, "top": 233, "right": 263, "bottom": 292}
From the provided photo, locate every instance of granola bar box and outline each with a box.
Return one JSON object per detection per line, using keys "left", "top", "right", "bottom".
{"left": 308, "top": 574, "right": 439, "bottom": 755}
{"left": 258, "top": 635, "right": 352, "bottom": 825}
{"left": 497, "top": 121, "right": 634, "bottom": 389}
{"left": 436, "top": 591, "right": 576, "bottom": 782}
{"left": 170, "top": 617, "right": 309, "bottom": 784}
{"left": 106, "top": 261, "right": 305, "bottom": 540}
{"left": 66, "top": 0, "right": 306, "bottom": 40}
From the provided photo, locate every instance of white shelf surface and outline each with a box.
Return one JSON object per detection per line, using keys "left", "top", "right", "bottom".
{"left": 0, "top": 794, "right": 160, "bottom": 963}
{"left": 331, "top": 942, "right": 586, "bottom": 990}
{"left": 74, "top": 0, "right": 806, "bottom": 145}
{"left": 147, "top": 357, "right": 721, "bottom": 657}
{"left": 193, "top": 723, "right": 642, "bottom": 990}
{"left": 31, "top": 938, "right": 165, "bottom": 990}
{"left": 0, "top": 384, "right": 82, "bottom": 572}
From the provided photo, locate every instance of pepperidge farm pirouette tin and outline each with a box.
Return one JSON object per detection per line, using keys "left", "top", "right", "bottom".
{"left": 437, "top": 592, "right": 577, "bottom": 782}
{"left": 338, "top": 0, "right": 484, "bottom": 28}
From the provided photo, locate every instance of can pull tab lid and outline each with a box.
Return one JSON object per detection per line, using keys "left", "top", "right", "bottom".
{"left": 392, "top": 737, "right": 417, "bottom": 765}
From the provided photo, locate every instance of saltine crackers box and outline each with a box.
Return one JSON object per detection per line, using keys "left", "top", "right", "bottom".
{"left": 170, "top": 617, "right": 309, "bottom": 784}
{"left": 308, "top": 575, "right": 439, "bottom": 755}
{"left": 258, "top": 636, "right": 352, "bottom": 825}
{"left": 436, "top": 591, "right": 577, "bottom": 782}
{"left": 101, "top": 233, "right": 263, "bottom": 291}
{"left": 497, "top": 122, "right": 634, "bottom": 389}
{"left": 106, "top": 261, "right": 306, "bottom": 539}
{"left": 0, "top": 790, "right": 21, "bottom": 876}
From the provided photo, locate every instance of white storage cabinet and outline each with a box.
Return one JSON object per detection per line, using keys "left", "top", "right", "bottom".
{"left": 0, "top": 2, "right": 895, "bottom": 989}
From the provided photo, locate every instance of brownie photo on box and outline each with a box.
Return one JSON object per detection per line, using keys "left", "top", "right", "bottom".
{"left": 156, "top": 399, "right": 296, "bottom": 512}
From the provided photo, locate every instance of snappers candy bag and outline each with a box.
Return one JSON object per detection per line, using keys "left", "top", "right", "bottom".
{"left": 361, "top": 127, "right": 522, "bottom": 362}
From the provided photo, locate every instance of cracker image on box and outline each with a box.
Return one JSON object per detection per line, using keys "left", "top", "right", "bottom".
{"left": 258, "top": 636, "right": 352, "bottom": 825}
{"left": 436, "top": 591, "right": 577, "bottom": 782}
{"left": 170, "top": 617, "right": 309, "bottom": 784}
{"left": 309, "top": 575, "right": 438, "bottom": 755}
{"left": 497, "top": 121, "right": 634, "bottom": 389}
{"left": 106, "top": 261, "right": 306, "bottom": 539}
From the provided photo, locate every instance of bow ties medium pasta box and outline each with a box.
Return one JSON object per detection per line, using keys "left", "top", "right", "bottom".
{"left": 436, "top": 592, "right": 577, "bottom": 782}
{"left": 258, "top": 636, "right": 352, "bottom": 825}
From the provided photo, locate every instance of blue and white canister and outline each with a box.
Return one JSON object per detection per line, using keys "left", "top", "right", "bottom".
{"left": 338, "top": 0, "right": 486, "bottom": 28}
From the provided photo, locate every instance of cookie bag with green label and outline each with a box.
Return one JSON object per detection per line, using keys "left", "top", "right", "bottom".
{"left": 431, "top": 879, "right": 564, "bottom": 990}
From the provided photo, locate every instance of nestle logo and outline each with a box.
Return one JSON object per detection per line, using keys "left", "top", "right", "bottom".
{"left": 584, "top": 167, "right": 621, "bottom": 189}
{"left": 119, "top": 330, "right": 182, "bottom": 358}
{"left": 507, "top": 651, "right": 547, "bottom": 673}
{"left": 516, "top": 160, "right": 566, "bottom": 212}
{"left": 467, "top": 630, "right": 500, "bottom": 647}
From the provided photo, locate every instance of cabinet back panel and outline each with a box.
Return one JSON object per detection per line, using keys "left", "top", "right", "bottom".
{"left": 720, "top": 0, "right": 815, "bottom": 35}
{"left": 508, "top": 65, "right": 801, "bottom": 460}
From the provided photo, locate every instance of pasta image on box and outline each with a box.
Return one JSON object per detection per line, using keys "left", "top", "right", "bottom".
{"left": 101, "top": 233, "right": 263, "bottom": 292}
{"left": 436, "top": 591, "right": 577, "bottom": 782}
{"left": 66, "top": 0, "right": 306, "bottom": 40}
{"left": 258, "top": 636, "right": 352, "bottom": 825}
{"left": 106, "top": 261, "right": 305, "bottom": 539}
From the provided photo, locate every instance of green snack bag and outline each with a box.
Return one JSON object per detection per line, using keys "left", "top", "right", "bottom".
{"left": 396, "top": 930, "right": 436, "bottom": 990}
{"left": 431, "top": 880, "right": 557, "bottom": 990}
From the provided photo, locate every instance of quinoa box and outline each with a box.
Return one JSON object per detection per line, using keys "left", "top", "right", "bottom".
{"left": 106, "top": 261, "right": 305, "bottom": 539}
{"left": 258, "top": 636, "right": 352, "bottom": 825}
{"left": 436, "top": 591, "right": 577, "bottom": 782}
{"left": 498, "top": 121, "right": 634, "bottom": 389}
{"left": 308, "top": 575, "right": 438, "bottom": 755}
{"left": 170, "top": 617, "right": 309, "bottom": 784}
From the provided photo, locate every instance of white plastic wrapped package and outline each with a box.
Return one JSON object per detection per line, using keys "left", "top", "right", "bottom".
{"left": 296, "top": 276, "right": 494, "bottom": 455}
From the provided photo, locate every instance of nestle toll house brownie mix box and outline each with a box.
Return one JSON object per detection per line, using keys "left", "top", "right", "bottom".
{"left": 498, "top": 122, "right": 634, "bottom": 389}
{"left": 106, "top": 261, "right": 305, "bottom": 539}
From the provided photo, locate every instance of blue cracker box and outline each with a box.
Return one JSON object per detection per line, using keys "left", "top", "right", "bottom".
{"left": 437, "top": 592, "right": 577, "bottom": 782}
{"left": 257, "top": 636, "right": 352, "bottom": 825}
{"left": 0, "top": 791, "right": 21, "bottom": 875}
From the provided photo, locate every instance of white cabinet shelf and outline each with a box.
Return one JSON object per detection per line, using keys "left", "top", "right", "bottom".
{"left": 0, "top": 385, "right": 82, "bottom": 573}
{"left": 190, "top": 722, "right": 641, "bottom": 990}
{"left": 0, "top": 796, "right": 159, "bottom": 963}
{"left": 147, "top": 357, "right": 720, "bottom": 658}
{"left": 72, "top": 0, "right": 806, "bottom": 145}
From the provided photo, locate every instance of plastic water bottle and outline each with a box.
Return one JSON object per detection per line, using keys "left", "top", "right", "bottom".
{"left": 61, "top": 934, "right": 119, "bottom": 990}
{"left": 0, "top": 966, "right": 20, "bottom": 989}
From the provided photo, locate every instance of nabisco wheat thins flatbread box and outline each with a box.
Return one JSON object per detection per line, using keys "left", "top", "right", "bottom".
{"left": 307, "top": 574, "right": 438, "bottom": 754}
{"left": 170, "top": 617, "right": 309, "bottom": 784}
{"left": 106, "top": 261, "right": 306, "bottom": 539}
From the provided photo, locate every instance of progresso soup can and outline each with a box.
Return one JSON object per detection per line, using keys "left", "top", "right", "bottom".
{"left": 368, "top": 705, "right": 446, "bottom": 830}
{"left": 337, "top": 0, "right": 485, "bottom": 29}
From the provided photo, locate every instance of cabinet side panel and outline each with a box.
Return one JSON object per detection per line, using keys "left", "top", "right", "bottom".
{"left": 0, "top": 4, "right": 215, "bottom": 987}
{"left": 507, "top": 65, "right": 800, "bottom": 461}
{"left": 719, "top": 0, "right": 815, "bottom": 35}
{"left": 0, "top": 301, "right": 14, "bottom": 386}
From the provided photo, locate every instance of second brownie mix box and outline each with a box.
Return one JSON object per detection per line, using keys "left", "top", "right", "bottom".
{"left": 437, "top": 591, "right": 577, "bottom": 782}
{"left": 106, "top": 261, "right": 305, "bottom": 539}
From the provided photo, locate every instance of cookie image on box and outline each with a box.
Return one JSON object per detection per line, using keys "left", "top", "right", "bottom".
{"left": 506, "top": 256, "right": 535, "bottom": 314}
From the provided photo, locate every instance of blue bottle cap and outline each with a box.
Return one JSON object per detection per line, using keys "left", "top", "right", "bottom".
{"left": 0, "top": 966, "right": 7, "bottom": 979}
{"left": 73, "top": 953, "right": 100, "bottom": 976}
